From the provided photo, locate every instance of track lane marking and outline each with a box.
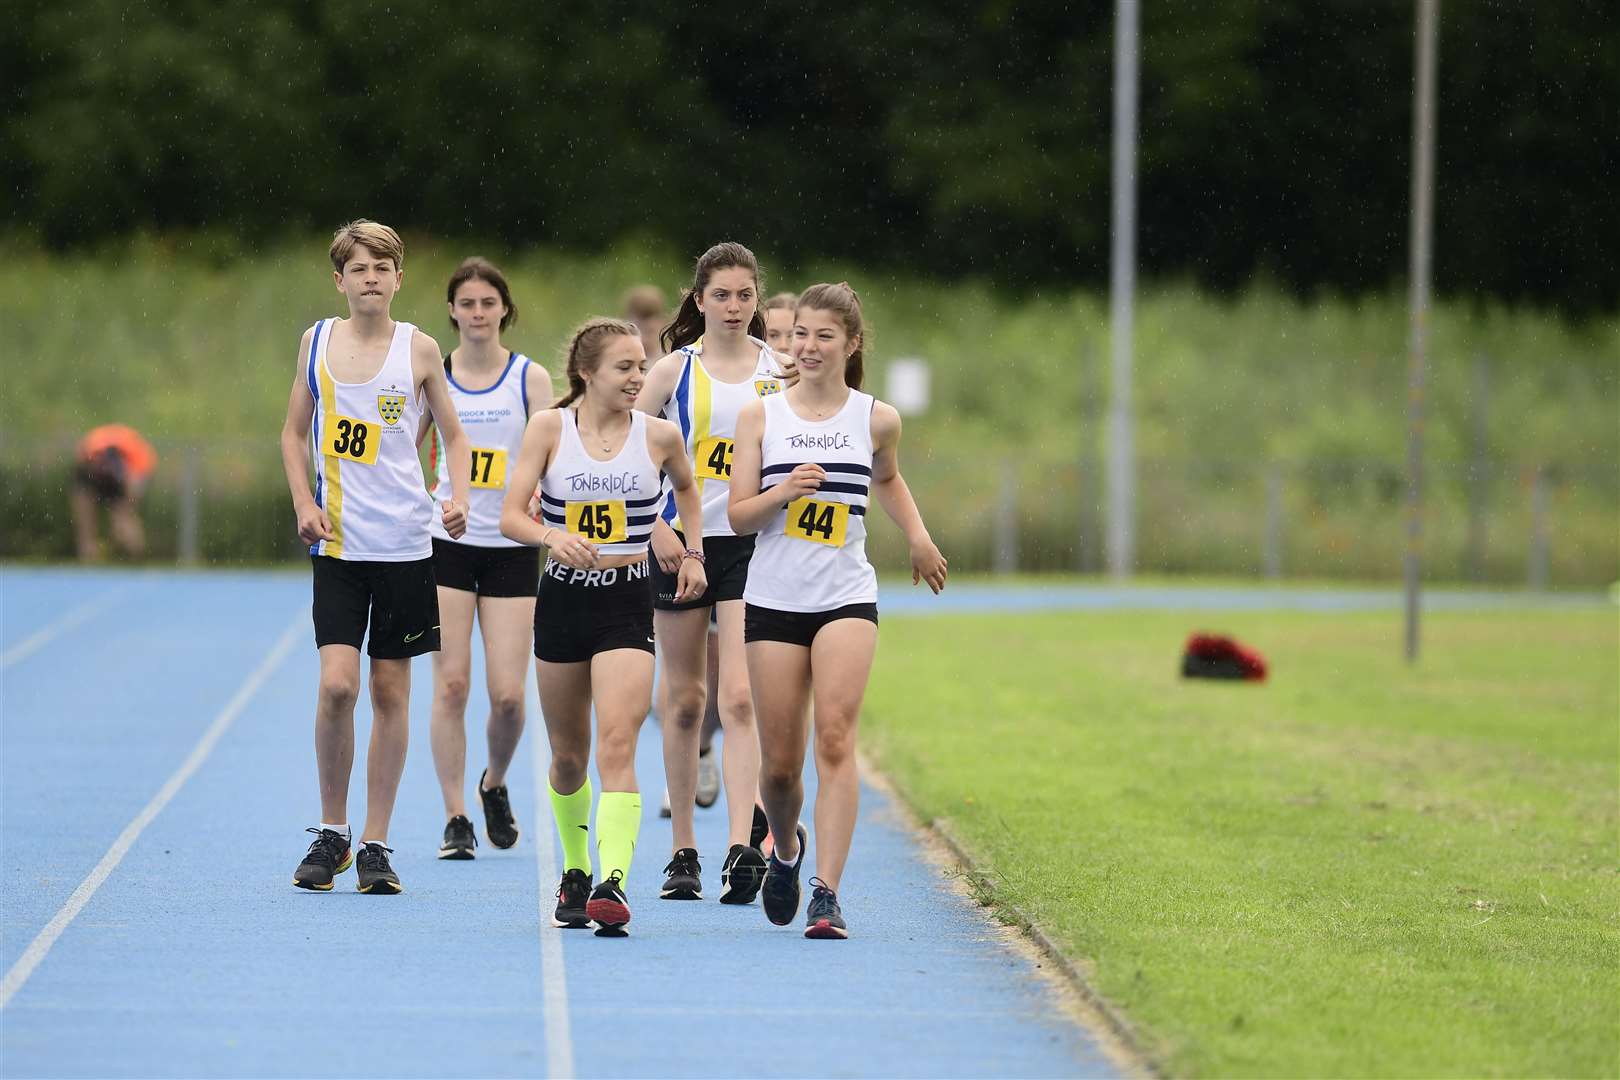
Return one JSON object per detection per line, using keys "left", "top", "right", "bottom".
{"left": 1, "top": 584, "right": 135, "bottom": 670}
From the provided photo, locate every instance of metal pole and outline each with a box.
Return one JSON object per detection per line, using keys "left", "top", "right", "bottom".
{"left": 1077, "top": 339, "right": 1097, "bottom": 573}
{"left": 1107, "top": 0, "right": 1139, "bottom": 581}
{"left": 1404, "top": 0, "right": 1439, "bottom": 663}
{"left": 1528, "top": 466, "right": 1549, "bottom": 591}
{"left": 177, "top": 448, "right": 200, "bottom": 565}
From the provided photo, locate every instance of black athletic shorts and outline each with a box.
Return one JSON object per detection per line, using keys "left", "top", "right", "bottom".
{"left": 652, "top": 532, "right": 755, "bottom": 610}
{"left": 743, "top": 602, "right": 879, "bottom": 648}
{"left": 432, "top": 537, "right": 540, "bottom": 598}
{"left": 74, "top": 452, "right": 129, "bottom": 504}
{"left": 311, "top": 555, "right": 440, "bottom": 659}
{"left": 534, "top": 557, "right": 656, "bottom": 663}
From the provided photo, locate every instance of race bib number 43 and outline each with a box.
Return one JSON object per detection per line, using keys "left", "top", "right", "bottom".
{"left": 469, "top": 447, "right": 508, "bottom": 489}
{"left": 566, "top": 500, "right": 627, "bottom": 543}
{"left": 695, "top": 436, "right": 734, "bottom": 482}
{"left": 785, "top": 498, "right": 849, "bottom": 547}
{"left": 324, "top": 415, "right": 378, "bottom": 465}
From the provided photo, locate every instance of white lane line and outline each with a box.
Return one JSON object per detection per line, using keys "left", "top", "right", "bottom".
{"left": 0, "top": 611, "right": 306, "bottom": 1009}
{"left": 1, "top": 584, "right": 134, "bottom": 670}
{"left": 529, "top": 669, "right": 575, "bottom": 1080}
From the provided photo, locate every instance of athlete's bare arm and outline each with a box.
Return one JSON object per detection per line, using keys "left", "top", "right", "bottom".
{"left": 650, "top": 416, "right": 706, "bottom": 602}
{"left": 726, "top": 399, "right": 825, "bottom": 535}
{"left": 635, "top": 350, "right": 688, "bottom": 570}
{"left": 280, "top": 325, "right": 334, "bottom": 545}
{"left": 413, "top": 330, "right": 470, "bottom": 540}
{"left": 870, "top": 402, "right": 947, "bottom": 593}
{"left": 524, "top": 361, "right": 555, "bottom": 417}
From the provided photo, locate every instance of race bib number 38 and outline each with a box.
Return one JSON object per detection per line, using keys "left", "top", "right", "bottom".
{"left": 469, "top": 447, "right": 508, "bottom": 489}
{"left": 694, "top": 436, "right": 734, "bottom": 482}
{"left": 566, "top": 500, "right": 627, "bottom": 544}
{"left": 324, "top": 415, "right": 379, "bottom": 465}
{"left": 785, "top": 498, "right": 849, "bottom": 547}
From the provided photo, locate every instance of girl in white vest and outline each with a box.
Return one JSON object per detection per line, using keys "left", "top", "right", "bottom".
{"left": 421, "top": 258, "right": 552, "bottom": 861}
{"left": 635, "top": 242, "right": 793, "bottom": 904}
{"left": 729, "top": 282, "right": 948, "bottom": 939}
{"left": 500, "top": 317, "right": 705, "bottom": 936}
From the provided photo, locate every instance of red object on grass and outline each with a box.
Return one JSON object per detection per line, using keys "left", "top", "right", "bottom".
{"left": 1181, "top": 633, "right": 1268, "bottom": 681}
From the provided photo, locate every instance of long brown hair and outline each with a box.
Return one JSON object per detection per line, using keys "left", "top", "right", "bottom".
{"left": 446, "top": 256, "right": 518, "bottom": 331}
{"left": 555, "top": 318, "right": 640, "bottom": 409}
{"left": 795, "top": 282, "right": 867, "bottom": 390}
{"left": 660, "top": 242, "right": 768, "bottom": 353}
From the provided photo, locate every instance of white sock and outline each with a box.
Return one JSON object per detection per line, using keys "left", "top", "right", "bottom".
{"left": 319, "top": 823, "right": 351, "bottom": 841}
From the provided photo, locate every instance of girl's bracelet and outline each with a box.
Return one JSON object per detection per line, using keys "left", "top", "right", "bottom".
{"left": 681, "top": 547, "right": 706, "bottom": 564}
{"left": 541, "top": 527, "right": 557, "bottom": 547}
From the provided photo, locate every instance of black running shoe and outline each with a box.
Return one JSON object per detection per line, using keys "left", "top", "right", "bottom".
{"left": 553, "top": 868, "right": 593, "bottom": 929}
{"left": 355, "top": 842, "right": 403, "bottom": 895}
{"left": 719, "top": 843, "right": 767, "bottom": 905}
{"left": 660, "top": 848, "right": 703, "bottom": 900}
{"left": 750, "top": 804, "right": 770, "bottom": 851}
{"left": 478, "top": 769, "right": 520, "bottom": 849}
{"left": 586, "top": 869, "right": 631, "bottom": 930}
{"left": 438, "top": 814, "right": 477, "bottom": 860}
{"left": 292, "top": 827, "right": 352, "bottom": 891}
{"left": 761, "top": 823, "right": 808, "bottom": 926}
{"left": 804, "top": 877, "right": 848, "bottom": 939}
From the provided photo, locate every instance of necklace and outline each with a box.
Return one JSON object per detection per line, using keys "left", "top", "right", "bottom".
{"left": 579, "top": 413, "right": 623, "bottom": 452}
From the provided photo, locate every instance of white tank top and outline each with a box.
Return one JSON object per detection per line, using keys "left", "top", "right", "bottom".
{"left": 538, "top": 408, "right": 662, "bottom": 556}
{"left": 306, "top": 318, "right": 433, "bottom": 562}
{"left": 743, "top": 389, "right": 878, "bottom": 612}
{"left": 430, "top": 351, "right": 533, "bottom": 547}
{"left": 657, "top": 337, "right": 786, "bottom": 537}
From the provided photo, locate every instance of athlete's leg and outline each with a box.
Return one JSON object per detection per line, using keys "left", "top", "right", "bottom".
{"left": 476, "top": 593, "right": 535, "bottom": 788}
{"left": 314, "top": 644, "right": 361, "bottom": 824}
{"left": 69, "top": 486, "right": 100, "bottom": 562}
{"left": 806, "top": 618, "right": 879, "bottom": 891}
{"left": 538, "top": 657, "right": 595, "bottom": 874}
{"left": 429, "top": 586, "right": 477, "bottom": 818}
{"left": 359, "top": 655, "right": 412, "bottom": 844}
{"left": 700, "top": 624, "right": 721, "bottom": 752}
{"left": 654, "top": 608, "right": 709, "bottom": 851}
{"left": 107, "top": 496, "right": 146, "bottom": 558}
{"left": 592, "top": 648, "right": 656, "bottom": 882}
{"left": 748, "top": 639, "right": 813, "bottom": 864}
{"left": 713, "top": 600, "right": 761, "bottom": 847}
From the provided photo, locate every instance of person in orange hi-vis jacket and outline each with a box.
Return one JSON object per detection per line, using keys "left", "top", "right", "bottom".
{"left": 71, "top": 423, "right": 157, "bottom": 561}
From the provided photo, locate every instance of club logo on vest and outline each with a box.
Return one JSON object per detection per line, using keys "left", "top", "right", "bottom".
{"left": 754, "top": 379, "right": 783, "bottom": 397}
{"left": 377, "top": 389, "right": 407, "bottom": 426}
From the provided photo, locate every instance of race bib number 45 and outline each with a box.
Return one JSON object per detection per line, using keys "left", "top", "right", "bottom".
{"left": 785, "top": 498, "right": 849, "bottom": 547}
{"left": 469, "top": 447, "right": 508, "bottom": 489}
{"left": 695, "top": 436, "right": 734, "bottom": 482}
{"left": 566, "top": 500, "right": 627, "bottom": 543}
{"left": 324, "top": 415, "right": 378, "bottom": 465}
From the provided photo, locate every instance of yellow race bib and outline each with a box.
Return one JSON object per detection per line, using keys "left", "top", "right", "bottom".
{"left": 785, "top": 498, "right": 849, "bottom": 547}
{"left": 694, "top": 436, "right": 734, "bottom": 482}
{"left": 323, "top": 415, "right": 379, "bottom": 465}
{"left": 468, "top": 447, "right": 508, "bottom": 489}
{"left": 566, "top": 500, "right": 627, "bottom": 544}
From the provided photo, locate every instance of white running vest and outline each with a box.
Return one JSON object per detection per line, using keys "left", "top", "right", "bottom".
{"left": 656, "top": 337, "right": 787, "bottom": 537}
{"left": 430, "top": 351, "right": 533, "bottom": 547}
{"left": 743, "top": 390, "right": 878, "bottom": 612}
{"left": 538, "top": 409, "right": 662, "bottom": 556}
{"left": 306, "top": 318, "right": 433, "bottom": 561}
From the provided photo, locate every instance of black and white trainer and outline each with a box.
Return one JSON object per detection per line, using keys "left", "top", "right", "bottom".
{"left": 719, "top": 843, "right": 767, "bottom": 905}
{"left": 761, "top": 823, "right": 808, "bottom": 926}
{"left": 355, "top": 842, "right": 403, "bottom": 895}
{"left": 804, "top": 877, "right": 849, "bottom": 939}
{"left": 553, "top": 868, "right": 593, "bottom": 929}
{"left": 478, "top": 769, "right": 520, "bottom": 849}
{"left": 438, "top": 814, "right": 477, "bottom": 860}
{"left": 292, "top": 827, "right": 352, "bottom": 891}
{"left": 660, "top": 848, "right": 703, "bottom": 900}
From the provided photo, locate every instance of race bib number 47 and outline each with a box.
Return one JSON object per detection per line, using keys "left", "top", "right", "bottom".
{"left": 469, "top": 447, "right": 508, "bottom": 489}
{"left": 324, "top": 415, "right": 379, "bottom": 465}
{"left": 785, "top": 498, "right": 849, "bottom": 547}
{"left": 566, "top": 500, "right": 627, "bottom": 544}
{"left": 694, "top": 436, "right": 734, "bottom": 482}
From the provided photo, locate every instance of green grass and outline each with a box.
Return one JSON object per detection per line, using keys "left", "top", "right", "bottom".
{"left": 863, "top": 605, "right": 1619, "bottom": 1077}
{"left": 1, "top": 237, "right": 1615, "bottom": 581}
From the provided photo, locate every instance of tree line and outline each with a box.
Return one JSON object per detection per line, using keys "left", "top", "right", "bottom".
{"left": 5, "top": 0, "right": 1613, "bottom": 311}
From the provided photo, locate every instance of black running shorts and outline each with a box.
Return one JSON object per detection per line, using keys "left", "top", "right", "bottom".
{"left": 652, "top": 532, "right": 755, "bottom": 610}
{"left": 534, "top": 557, "right": 656, "bottom": 663}
{"left": 432, "top": 537, "right": 540, "bottom": 598}
{"left": 743, "top": 602, "right": 879, "bottom": 648}
{"left": 311, "top": 555, "right": 440, "bottom": 658}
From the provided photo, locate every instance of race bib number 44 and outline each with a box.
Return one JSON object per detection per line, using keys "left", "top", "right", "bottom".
{"left": 323, "top": 415, "right": 378, "bottom": 465}
{"left": 469, "top": 447, "right": 508, "bottom": 489}
{"left": 785, "top": 498, "right": 849, "bottom": 547}
{"left": 695, "top": 436, "right": 734, "bottom": 482}
{"left": 566, "top": 500, "right": 627, "bottom": 543}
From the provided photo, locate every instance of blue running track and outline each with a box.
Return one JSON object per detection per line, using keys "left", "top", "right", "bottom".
{"left": 1, "top": 568, "right": 1118, "bottom": 1079}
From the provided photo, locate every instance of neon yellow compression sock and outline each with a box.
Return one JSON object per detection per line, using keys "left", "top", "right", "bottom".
{"left": 548, "top": 777, "right": 593, "bottom": 874}
{"left": 594, "top": 791, "right": 642, "bottom": 882}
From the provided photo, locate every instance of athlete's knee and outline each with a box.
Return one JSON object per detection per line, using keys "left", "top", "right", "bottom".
{"left": 813, "top": 723, "right": 858, "bottom": 769}
{"left": 595, "top": 724, "right": 638, "bottom": 773}
{"left": 437, "top": 670, "right": 471, "bottom": 708}
{"left": 550, "top": 749, "right": 589, "bottom": 788}
{"left": 369, "top": 676, "right": 410, "bottom": 716}
{"left": 488, "top": 692, "right": 524, "bottom": 729}
{"left": 759, "top": 757, "right": 802, "bottom": 796}
{"left": 716, "top": 682, "right": 754, "bottom": 727}
{"left": 665, "top": 683, "right": 706, "bottom": 729}
{"left": 316, "top": 673, "right": 359, "bottom": 713}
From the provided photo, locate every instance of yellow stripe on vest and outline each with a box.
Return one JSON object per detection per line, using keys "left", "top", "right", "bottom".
{"left": 318, "top": 355, "right": 345, "bottom": 557}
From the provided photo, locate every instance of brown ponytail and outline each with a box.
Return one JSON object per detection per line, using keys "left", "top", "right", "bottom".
{"left": 794, "top": 282, "right": 867, "bottom": 390}
{"left": 660, "top": 241, "right": 769, "bottom": 353}
{"left": 555, "top": 317, "right": 640, "bottom": 408}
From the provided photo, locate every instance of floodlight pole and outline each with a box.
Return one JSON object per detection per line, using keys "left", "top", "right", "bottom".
{"left": 1107, "top": 0, "right": 1139, "bottom": 581}
{"left": 1404, "top": 0, "right": 1439, "bottom": 663}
